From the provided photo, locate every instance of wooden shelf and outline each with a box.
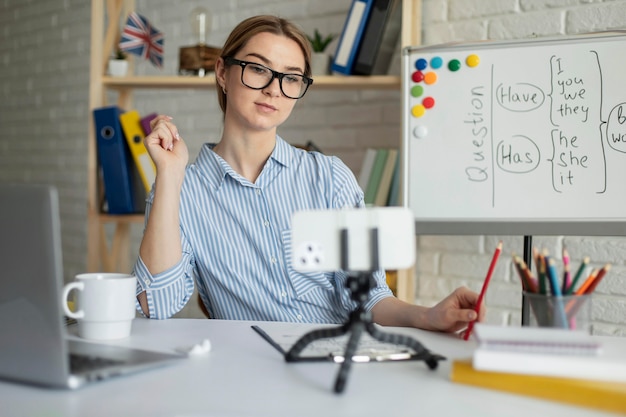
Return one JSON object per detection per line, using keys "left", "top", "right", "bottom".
{"left": 93, "top": 212, "right": 145, "bottom": 223}
{"left": 103, "top": 75, "right": 400, "bottom": 90}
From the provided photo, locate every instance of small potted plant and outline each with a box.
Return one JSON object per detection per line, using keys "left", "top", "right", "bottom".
{"left": 108, "top": 48, "right": 129, "bottom": 77}
{"left": 307, "top": 29, "right": 335, "bottom": 75}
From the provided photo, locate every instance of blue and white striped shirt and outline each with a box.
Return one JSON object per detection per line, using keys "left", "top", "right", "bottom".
{"left": 134, "top": 136, "right": 392, "bottom": 322}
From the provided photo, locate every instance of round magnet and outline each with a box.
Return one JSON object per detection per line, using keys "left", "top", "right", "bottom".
{"left": 413, "top": 125, "right": 428, "bottom": 138}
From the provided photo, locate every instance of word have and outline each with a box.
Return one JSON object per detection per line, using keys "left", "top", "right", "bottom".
{"left": 496, "top": 82, "right": 544, "bottom": 112}
{"left": 464, "top": 86, "right": 489, "bottom": 182}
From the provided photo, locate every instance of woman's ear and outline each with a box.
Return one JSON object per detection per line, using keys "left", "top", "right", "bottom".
{"left": 215, "top": 57, "right": 227, "bottom": 91}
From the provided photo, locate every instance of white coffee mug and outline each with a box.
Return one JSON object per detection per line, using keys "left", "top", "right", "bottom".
{"left": 62, "top": 273, "right": 137, "bottom": 340}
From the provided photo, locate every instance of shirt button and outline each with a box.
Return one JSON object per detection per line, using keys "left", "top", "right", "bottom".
{"left": 256, "top": 189, "right": 261, "bottom": 195}
{"left": 281, "top": 291, "right": 287, "bottom": 297}
{"left": 270, "top": 256, "right": 277, "bottom": 264}
{"left": 297, "top": 314, "right": 303, "bottom": 320}
{"left": 264, "top": 220, "right": 270, "bottom": 227}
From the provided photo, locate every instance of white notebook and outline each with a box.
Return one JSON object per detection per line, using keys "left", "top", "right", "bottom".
{"left": 472, "top": 324, "right": 626, "bottom": 383}
{"left": 474, "top": 324, "right": 601, "bottom": 355}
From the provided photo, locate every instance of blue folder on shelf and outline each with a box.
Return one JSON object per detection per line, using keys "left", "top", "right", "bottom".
{"left": 352, "top": 0, "right": 401, "bottom": 75}
{"left": 93, "top": 105, "right": 139, "bottom": 214}
{"left": 331, "top": 0, "right": 375, "bottom": 75}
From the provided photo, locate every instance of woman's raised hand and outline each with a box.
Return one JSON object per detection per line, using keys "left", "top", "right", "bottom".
{"left": 144, "top": 115, "right": 189, "bottom": 175}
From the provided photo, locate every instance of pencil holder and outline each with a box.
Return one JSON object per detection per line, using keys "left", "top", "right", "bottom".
{"left": 523, "top": 292, "right": 592, "bottom": 332}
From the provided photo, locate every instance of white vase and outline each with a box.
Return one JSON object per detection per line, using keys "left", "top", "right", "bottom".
{"left": 107, "top": 59, "right": 128, "bottom": 77}
{"left": 310, "top": 52, "right": 330, "bottom": 75}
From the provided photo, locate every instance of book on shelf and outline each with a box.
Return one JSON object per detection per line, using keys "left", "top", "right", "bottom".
{"left": 352, "top": 0, "right": 402, "bottom": 75}
{"left": 451, "top": 359, "right": 626, "bottom": 415}
{"left": 358, "top": 148, "right": 378, "bottom": 190}
{"left": 92, "top": 105, "right": 141, "bottom": 214}
{"left": 363, "top": 148, "right": 388, "bottom": 205}
{"left": 140, "top": 112, "right": 158, "bottom": 135}
{"left": 386, "top": 150, "right": 401, "bottom": 206}
{"left": 331, "top": 0, "right": 375, "bottom": 75}
{"left": 374, "top": 148, "right": 398, "bottom": 206}
{"left": 360, "top": 148, "right": 399, "bottom": 206}
{"left": 472, "top": 324, "right": 626, "bottom": 383}
{"left": 119, "top": 109, "right": 156, "bottom": 194}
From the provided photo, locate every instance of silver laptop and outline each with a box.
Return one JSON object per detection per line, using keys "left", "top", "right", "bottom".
{"left": 0, "top": 183, "right": 183, "bottom": 389}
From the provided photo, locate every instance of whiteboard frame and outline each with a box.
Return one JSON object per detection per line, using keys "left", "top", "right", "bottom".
{"left": 401, "top": 32, "right": 626, "bottom": 236}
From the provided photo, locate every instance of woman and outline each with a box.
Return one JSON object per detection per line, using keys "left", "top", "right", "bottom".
{"left": 135, "top": 15, "right": 484, "bottom": 333}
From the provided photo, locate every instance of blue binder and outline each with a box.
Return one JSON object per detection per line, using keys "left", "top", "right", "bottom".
{"left": 331, "top": 0, "right": 375, "bottom": 75}
{"left": 352, "top": 0, "right": 401, "bottom": 75}
{"left": 93, "top": 105, "right": 138, "bottom": 214}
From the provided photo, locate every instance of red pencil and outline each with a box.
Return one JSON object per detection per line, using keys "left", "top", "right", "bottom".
{"left": 512, "top": 255, "right": 537, "bottom": 293}
{"left": 463, "top": 241, "right": 503, "bottom": 341}
{"left": 519, "top": 257, "right": 538, "bottom": 293}
{"left": 576, "top": 264, "right": 611, "bottom": 295}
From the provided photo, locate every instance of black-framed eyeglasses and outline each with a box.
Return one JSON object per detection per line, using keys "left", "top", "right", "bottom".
{"left": 224, "top": 56, "right": 313, "bottom": 99}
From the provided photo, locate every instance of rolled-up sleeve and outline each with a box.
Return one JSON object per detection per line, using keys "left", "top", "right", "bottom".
{"left": 134, "top": 253, "right": 195, "bottom": 319}
{"left": 133, "top": 192, "right": 196, "bottom": 319}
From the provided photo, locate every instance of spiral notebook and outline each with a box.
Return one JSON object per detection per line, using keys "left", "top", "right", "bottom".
{"left": 472, "top": 324, "right": 626, "bottom": 383}
{"left": 473, "top": 323, "right": 601, "bottom": 355}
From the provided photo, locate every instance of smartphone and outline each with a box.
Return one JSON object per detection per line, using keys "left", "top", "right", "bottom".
{"left": 291, "top": 207, "right": 415, "bottom": 272}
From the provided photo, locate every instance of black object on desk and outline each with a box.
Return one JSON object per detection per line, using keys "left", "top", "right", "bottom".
{"left": 284, "top": 227, "right": 445, "bottom": 393}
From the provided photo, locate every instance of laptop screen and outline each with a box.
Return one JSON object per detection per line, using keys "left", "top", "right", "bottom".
{"left": 0, "top": 184, "right": 70, "bottom": 386}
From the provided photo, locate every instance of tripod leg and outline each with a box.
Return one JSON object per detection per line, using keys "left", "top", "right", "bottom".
{"left": 365, "top": 322, "right": 444, "bottom": 369}
{"left": 334, "top": 321, "right": 364, "bottom": 393}
{"left": 285, "top": 324, "right": 348, "bottom": 362}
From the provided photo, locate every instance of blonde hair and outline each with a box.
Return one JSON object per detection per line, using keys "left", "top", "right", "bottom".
{"left": 217, "top": 15, "right": 312, "bottom": 112}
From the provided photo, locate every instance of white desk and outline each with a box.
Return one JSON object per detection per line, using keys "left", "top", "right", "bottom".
{"left": 1, "top": 319, "right": 619, "bottom": 417}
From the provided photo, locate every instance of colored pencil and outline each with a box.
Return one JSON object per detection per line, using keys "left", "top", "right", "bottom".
{"left": 576, "top": 264, "right": 611, "bottom": 295}
{"left": 545, "top": 257, "right": 562, "bottom": 296}
{"left": 566, "top": 256, "right": 590, "bottom": 295}
{"left": 545, "top": 257, "right": 569, "bottom": 328}
{"left": 513, "top": 255, "right": 528, "bottom": 291}
{"left": 464, "top": 241, "right": 502, "bottom": 341}
{"left": 574, "top": 268, "right": 598, "bottom": 296}
{"left": 561, "top": 248, "right": 571, "bottom": 294}
{"left": 537, "top": 251, "right": 547, "bottom": 295}
{"left": 532, "top": 247, "right": 541, "bottom": 278}
{"left": 513, "top": 255, "right": 538, "bottom": 293}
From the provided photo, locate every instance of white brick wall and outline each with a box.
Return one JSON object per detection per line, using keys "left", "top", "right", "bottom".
{"left": 1, "top": 0, "right": 625, "bottom": 333}
{"left": 0, "top": 0, "right": 91, "bottom": 282}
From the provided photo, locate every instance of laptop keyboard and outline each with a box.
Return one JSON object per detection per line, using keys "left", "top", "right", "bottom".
{"left": 69, "top": 353, "right": 125, "bottom": 373}
{"left": 64, "top": 316, "right": 78, "bottom": 326}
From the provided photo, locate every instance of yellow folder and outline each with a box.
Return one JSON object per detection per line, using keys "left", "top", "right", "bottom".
{"left": 119, "top": 110, "right": 156, "bottom": 193}
{"left": 450, "top": 359, "right": 626, "bottom": 414}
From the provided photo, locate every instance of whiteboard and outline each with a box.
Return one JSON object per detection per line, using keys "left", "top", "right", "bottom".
{"left": 401, "top": 32, "right": 626, "bottom": 235}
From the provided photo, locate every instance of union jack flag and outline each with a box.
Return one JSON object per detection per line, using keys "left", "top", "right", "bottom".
{"left": 118, "top": 12, "right": 164, "bottom": 68}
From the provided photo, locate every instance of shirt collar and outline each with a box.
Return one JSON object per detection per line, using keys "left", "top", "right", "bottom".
{"left": 271, "top": 135, "right": 291, "bottom": 168}
{"left": 194, "top": 135, "right": 292, "bottom": 189}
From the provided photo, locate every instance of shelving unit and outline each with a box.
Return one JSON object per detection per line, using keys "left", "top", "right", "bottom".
{"left": 87, "top": 0, "right": 420, "bottom": 302}
{"left": 103, "top": 74, "right": 401, "bottom": 89}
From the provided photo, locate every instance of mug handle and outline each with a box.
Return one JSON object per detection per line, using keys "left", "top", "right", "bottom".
{"left": 62, "top": 282, "right": 85, "bottom": 319}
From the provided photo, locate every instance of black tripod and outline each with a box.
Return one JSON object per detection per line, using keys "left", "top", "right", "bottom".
{"left": 285, "top": 227, "right": 445, "bottom": 393}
